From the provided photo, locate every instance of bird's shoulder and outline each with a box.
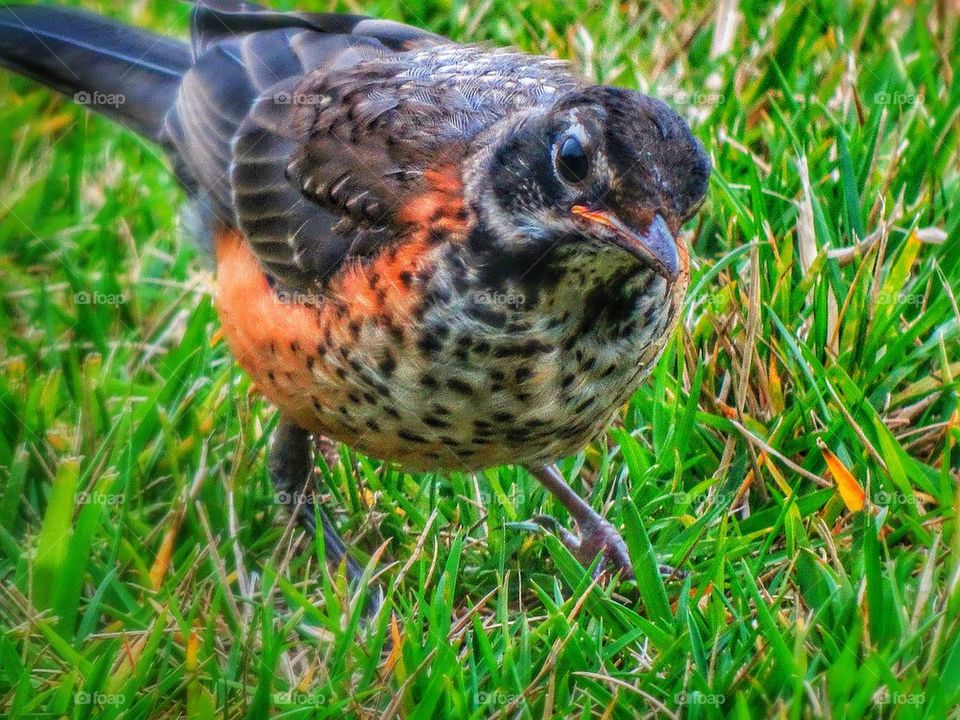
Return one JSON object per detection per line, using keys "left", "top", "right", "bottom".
{"left": 170, "top": 4, "right": 582, "bottom": 293}
{"left": 297, "top": 43, "right": 579, "bottom": 146}
{"left": 285, "top": 44, "right": 580, "bottom": 247}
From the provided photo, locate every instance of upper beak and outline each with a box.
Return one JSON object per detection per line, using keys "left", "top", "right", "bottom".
{"left": 571, "top": 205, "right": 680, "bottom": 282}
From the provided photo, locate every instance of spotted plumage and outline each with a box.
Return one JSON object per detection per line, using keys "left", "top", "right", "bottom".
{"left": 0, "top": 0, "right": 709, "bottom": 586}
{"left": 217, "top": 223, "right": 684, "bottom": 472}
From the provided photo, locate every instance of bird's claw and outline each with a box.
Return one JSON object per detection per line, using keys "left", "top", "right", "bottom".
{"left": 533, "top": 514, "right": 634, "bottom": 581}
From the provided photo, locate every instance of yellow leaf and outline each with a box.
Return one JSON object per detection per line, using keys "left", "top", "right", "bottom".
{"left": 297, "top": 667, "right": 315, "bottom": 693}
{"left": 768, "top": 354, "right": 784, "bottom": 414}
{"left": 6, "top": 357, "right": 26, "bottom": 379}
{"left": 38, "top": 113, "right": 74, "bottom": 134}
{"left": 111, "top": 632, "right": 149, "bottom": 689}
{"left": 45, "top": 427, "right": 70, "bottom": 452}
{"left": 732, "top": 453, "right": 768, "bottom": 509}
{"left": 186, "top": 624, "right": 200, "bottom": 672}
{"left": 817, "top": 438, "right": 865, "bottom": 512}
{"left": 716, "top": 402, "right": 738, "bottom": 419}
{"left": 149, "top": 521, "right": 180, "bottom": 590}
{"left": 385, "top": 613, "right": 403, "bottom": 672}
{"left": 881, "top": 229, "right": 922, "bottom": 307}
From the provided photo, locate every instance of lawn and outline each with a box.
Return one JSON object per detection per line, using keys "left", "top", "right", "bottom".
{"left": 0, "top": 0, "right": 958, "bottom": 718}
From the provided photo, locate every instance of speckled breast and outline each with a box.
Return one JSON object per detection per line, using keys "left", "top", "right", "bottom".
{"left": 215, "top": 229, "right": 684, "bottom": 472}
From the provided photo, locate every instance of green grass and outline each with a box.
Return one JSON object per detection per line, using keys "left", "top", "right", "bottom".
{"left": 1, "top": 0, "right": 958, "bottom": 717}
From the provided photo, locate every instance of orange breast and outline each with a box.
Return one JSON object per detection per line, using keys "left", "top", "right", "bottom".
{"left": 213, "top": 228, "right": 429, "bottom": 435}
{"left": 210, "top": 161, "right": 494, "bottom": 470}
{"left": 214, "top": 228, "right": 321, "bottom": 429}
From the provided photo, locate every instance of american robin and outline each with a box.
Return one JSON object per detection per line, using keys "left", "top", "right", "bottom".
{"left": 0, "top": 1, "right": 709, "bottom": 589}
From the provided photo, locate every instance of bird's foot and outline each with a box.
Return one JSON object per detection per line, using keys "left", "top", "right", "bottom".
{"left": 271, "top": 419, "right": 385, "bottom": 622}
{"left": 533, "top": 514, "right": 634, "bottom": 580}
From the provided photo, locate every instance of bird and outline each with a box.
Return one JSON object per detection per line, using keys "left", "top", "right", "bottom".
{"left": 0, "top": 0, "right": 709, "bottom": 594}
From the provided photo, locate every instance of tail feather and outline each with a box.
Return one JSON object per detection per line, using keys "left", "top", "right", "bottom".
{"left": 0, "top": 4, "right": 191, "bottom": 142}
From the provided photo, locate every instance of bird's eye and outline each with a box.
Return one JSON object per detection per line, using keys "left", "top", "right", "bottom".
{"left": 555, "top": 135, "right": 590, "bottom": 185}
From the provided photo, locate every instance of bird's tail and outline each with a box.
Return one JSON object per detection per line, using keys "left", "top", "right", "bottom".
{"left": 0, "top": 4, "right": 192, "bottom": 143}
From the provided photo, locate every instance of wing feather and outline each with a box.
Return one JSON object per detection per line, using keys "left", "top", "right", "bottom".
{"left": 168, "top": 1, "right": 576, "bottom": 292}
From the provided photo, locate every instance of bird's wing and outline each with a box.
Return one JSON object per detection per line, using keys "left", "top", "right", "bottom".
{"left": 286, "top": 44, "right": 578, "bottom": 237}
{"left": 167, "top": 0, "right": 576, "bottom": 292}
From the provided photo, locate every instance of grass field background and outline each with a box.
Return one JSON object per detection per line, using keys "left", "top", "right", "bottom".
{"left": 0, "top": 0, "right": 958, "bottom": 717}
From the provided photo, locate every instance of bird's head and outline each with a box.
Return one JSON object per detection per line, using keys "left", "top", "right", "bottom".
{"left": 468, "top": 86, "right": 710, "bottom": 283}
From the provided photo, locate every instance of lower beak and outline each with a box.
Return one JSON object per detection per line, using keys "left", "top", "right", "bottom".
{"left": 571, "top": 206, "right": 680, "bottom": 282}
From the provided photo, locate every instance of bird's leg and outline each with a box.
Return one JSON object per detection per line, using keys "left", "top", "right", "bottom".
{"left": 527, "top": 464, "right": 634, "bottom": 579}
{"left": 269, "top": 418, "right": 374, "bottom": 598}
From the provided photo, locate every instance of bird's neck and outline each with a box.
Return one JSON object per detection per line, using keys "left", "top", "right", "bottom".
{"left": 439, "top": 229, "right": 684, "bottom": 357}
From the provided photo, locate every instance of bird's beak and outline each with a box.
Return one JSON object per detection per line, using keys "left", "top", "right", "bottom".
{"left": 571, "top": 205, "right": 679, "bottom": 282}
